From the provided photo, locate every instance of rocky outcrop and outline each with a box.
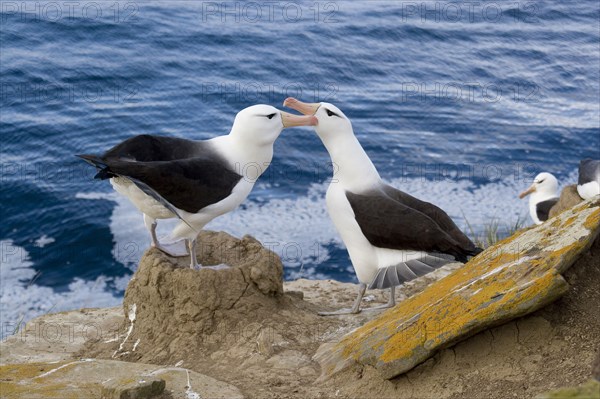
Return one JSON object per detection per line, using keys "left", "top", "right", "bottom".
{"left": 1, "top": 239, "right": 464, "bottom": 398}
{"left": 0, "top": 359, "right": 242, "bottom": 399}
{"left": 102, "top": 375, "right": 165, "bottom": 399}
{"left": 3, "top": 239, "right": 598, "bottom": 399}
{"left": 549, "top": 184, "right": 584, "bottom": 219}
{"left": 315, "top": 198, "right": 600, "bottom": 380}
{"left": 1, "top": 200, "right": 598, "bottom": 399}
{"left": 0, "top": 307, "right": 123, "bottom": 365}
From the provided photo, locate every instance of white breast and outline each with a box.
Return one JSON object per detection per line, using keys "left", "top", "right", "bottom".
{"left": 528, "top": 199, "right": 542, "bottom": 225}
{"left": 325, "top": 184, "right": 379, "bottom": 284}
{"left": 577, "top": 181, "right": 600, "bottom": 200}
{"left": 327, "top": 183, "right": 438, "bottom": 285}
{"left": 527, "top": 191, "right": 557, "bottom": 225}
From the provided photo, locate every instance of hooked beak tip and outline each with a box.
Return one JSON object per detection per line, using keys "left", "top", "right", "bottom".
{"left": 283, "top": 97, "right": 296, "bottom": 107}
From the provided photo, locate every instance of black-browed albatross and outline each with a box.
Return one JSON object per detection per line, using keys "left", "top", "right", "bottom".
{"left": 283, "top": 98, "right": 482, "bottom": 315}
{"left": 519, "top": 172, "right": 559, "bottom": 225}
{"left": 577, "top": 159, "right": 600, "bottom": 200}
{"left": 78, "top": 104, "right": 317, "bottom": 269}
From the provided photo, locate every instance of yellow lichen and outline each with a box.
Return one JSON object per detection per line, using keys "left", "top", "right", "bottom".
{"left": 333, "top": 202, "right": 600, "bottom": 374}
{"left": 562, "top": 215, "right": 579, "bottom": 228}
{"left": 379, "top": 271, "right": 566, "bottom": 363}
{"left": 340, "top": 252, "right": 523, "bottom": 359}
{"left": 0, "top": 362, "right": 100, "bottom": 398}
{"left": 584, "top": 208, "right": 600, "bottom": 230}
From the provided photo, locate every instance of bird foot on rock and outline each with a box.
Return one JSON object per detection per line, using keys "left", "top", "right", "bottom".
{"left": 319, "top": 301, "right": 393, "bottom": 315}
{"left": 318, "top": 308, "right": 361, "bottom": 316}
{"left": 362, "top": 303, "right": 394, "bottom": 312}
{"left": 191, "top": 263, "right": 231, "bottom": 271}
{"left": 203, "top": 263, "right": 230, "bottom": 270}
{"left": 153, "top": 239, "right": 189, "bottom": 257}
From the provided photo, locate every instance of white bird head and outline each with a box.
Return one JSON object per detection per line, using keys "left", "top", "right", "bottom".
{"left": 283, "top": 98, "right": 354, "bottom": 143}
{"left": 230, "top": 104, "right": 317, "bottom": 146}
{"left": 283, "top": 98, "right": 382, "bottom": 190}
{"left": 519, "top": 172, "right": 559, "bottom": 200}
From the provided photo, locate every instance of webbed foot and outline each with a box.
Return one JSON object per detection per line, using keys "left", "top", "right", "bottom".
{"left": 318, "top": 308, "right": 362, "bottom": 316}
{"left": 153, "top": 239, "right": 189, "bottom": 257}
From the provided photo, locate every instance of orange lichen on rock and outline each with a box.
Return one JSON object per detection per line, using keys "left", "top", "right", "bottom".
{"left": 584, "top": 208, "right": 600, "bottom": 230}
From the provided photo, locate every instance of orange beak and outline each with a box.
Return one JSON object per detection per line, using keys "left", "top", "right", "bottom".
{"left": 519, "top": 185, "right": 536, "bottom": 199}
{"left": 283, "top": 97, "right": 321, "bottom": 116}
{"left": 280, "top": 111, "right": 318, "bottom": 128}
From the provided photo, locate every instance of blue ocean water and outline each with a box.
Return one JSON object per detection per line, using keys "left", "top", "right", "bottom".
{"left": 1, "top": 1, "right": 599, "bottom": 330}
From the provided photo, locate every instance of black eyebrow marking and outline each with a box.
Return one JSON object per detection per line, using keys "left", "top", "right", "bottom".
{"left": 325, "top": 109, "right": 340, "bottom": 117}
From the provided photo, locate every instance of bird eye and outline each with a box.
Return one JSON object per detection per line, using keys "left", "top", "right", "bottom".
{"left": 325, "top": 109, "right": 339, "bottom": 117}
{"left": 266, "top": 113, "right": 276, "bottom": 120}
{"left": 537, "top": 179, "right": 545, "bottom": 184}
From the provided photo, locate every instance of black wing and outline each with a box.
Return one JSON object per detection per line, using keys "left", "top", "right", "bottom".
{"left": 536, "top": 198, "right": 559, "bottom": 222}
{"left": 346, "top": 188, "right": 480, "bottom": 261}
{"left": 381, "top": 185, "right": 479, "bottom": 252}
{"left": 578, "top": 159, "right": 600, "bottom": 185}
{"left": 77, "top": 155, "right": 242, "bottom": 213}
{"left": 102, "top": 134, "right": 203, "bottom": 162}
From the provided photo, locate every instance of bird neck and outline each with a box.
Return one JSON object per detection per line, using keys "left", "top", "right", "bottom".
{"left": 322, "top": 133, "right": 381, "bottom": 191}
{"left": 530, "top": 190, "right": 558, "bottom": 203}
{"left": 212, "top": 135, "right": 274, "bottom": 178}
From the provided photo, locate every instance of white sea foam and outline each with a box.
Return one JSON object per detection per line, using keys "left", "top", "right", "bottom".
{"left": 0, "top": 239, "right": 122, "bottom": 339}
{"left": 75, "top": 192, "right": 112, "bottom": 200}
{"left": 33, "top": 235, "right": 55, "bottom": 248}
{"left": 386, "top": 177, "right": 527, "bottom": 233}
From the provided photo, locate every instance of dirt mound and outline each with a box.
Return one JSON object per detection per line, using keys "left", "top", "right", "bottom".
{"left": 114, "top": 231, "right": 296, "bottom": 362}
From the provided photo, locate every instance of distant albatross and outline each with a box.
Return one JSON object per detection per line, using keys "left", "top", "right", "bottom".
{"left": 577, "top": 159, "right": 600, "bottom": 200}
{"left": 519, "top": 172, "right": 559, "bottom": 225}
{"left": 78, "top": 104, "right": 317, "bottom": 269}
{"left": 283, "top": 98, "right": 482, "bottom": 315}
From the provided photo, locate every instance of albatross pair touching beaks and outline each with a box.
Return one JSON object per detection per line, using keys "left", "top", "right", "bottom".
{"left": 283, "top": 98, "right": 482, "bottom": 315}
{"left": 80, "top": 100, "right": 481, "bottom": 315}
{"left": 519, "top": 160, "right": 600, "bottom": 225}
{"left": 78, "top": 105, "right": 317, "bottom": 269}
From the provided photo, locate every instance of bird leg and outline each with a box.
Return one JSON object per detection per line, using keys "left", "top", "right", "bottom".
{"left": 187, "top": 238, "right": 230, "bottom": 270}
{"left": 144, "top": 214, "right": 188, "bottom": 257}
{"left": 318, "top": 283, "right": 367, "bottom": 316}
{"left": 144, "top": 214, "right": 160, "bottom": 247}
{"left": 388, "top": 285, "right": 396, "bottom": 307}
{"left": 187, "top": 238, "right": 201, "bottom": 269}
{"left": 363, "top": 285, "right": 396, "bottom": 311}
